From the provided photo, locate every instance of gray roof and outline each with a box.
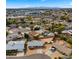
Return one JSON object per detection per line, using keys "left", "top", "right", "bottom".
{"left": 6, "top": 33, "right": 22, "bottom": 41}
{"left": 6, "top": 41, "right": 25, "bottom": 51}
{"left": 43, "top": 32, "right": 54, "bottom": 37}
{"left": 9, "top": 24, "right": 17, "bottom": 28}
{"left": 47, "top": 33, "right": 54, "bottom": 36}
{"left": 35, "top": 29, "right": 44, "bottom": 34}
{"left": 28, "top": 40, "right": 44, "bottom": 47}
{"left": 6, "top": 54, "right": 51, "bottom": 59}
{"left": 8, "top": 28, "right": 20, "bottom": 34}
{"left": 62, "top": 30, "right": 72, "bottom": 35}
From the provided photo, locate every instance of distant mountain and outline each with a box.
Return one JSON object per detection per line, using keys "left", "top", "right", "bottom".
{"left": 6, "top": 7, "right": 72, "bottom": 10}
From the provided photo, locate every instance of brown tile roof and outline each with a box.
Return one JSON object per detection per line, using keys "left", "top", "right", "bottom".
{"left": 29, "top": 31, "right": 40, "bottom": 36}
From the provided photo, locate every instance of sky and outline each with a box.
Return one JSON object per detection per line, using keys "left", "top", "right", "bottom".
{"left": 6, "top": 0, "right": 72, "bottom": 8}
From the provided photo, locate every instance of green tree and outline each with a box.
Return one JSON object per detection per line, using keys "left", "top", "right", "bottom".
{"left": 24, "top": 33, "right": 29, "bottom": 41}
{"left": 6, "top": 31, "right": 8, "bottom": 36}
{"left": 54, "top": 57, "right": 57, "bottom": 59}
{"left": 58, "top": 57, "right": 63, "bottom": 59}
{"left": 6, "top": 18, "right": 17, "bottom": 25}
{"left": 20, "top": 18, "right": 25, "bottom": 23}
{"left": 26, "top": 16, "right": 32, "bottom": 20}
{"left": 60, "top": 15, "right": 69, "bottom": 21}
{"left": 57, "top": 25, "right": 65, "bottom": 34}
{"left": 33, "top": 34, "right": 39, "bottom": 39}
{"left": 67, "top": 38, "right": 72, "bottom": 44}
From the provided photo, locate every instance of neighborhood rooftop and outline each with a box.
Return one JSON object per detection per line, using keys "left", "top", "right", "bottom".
{"left": 28, "top": 40, "right": 44, "bottom": 47}
{"left": 6, "top": 41, "right": 25, "bottom": 51}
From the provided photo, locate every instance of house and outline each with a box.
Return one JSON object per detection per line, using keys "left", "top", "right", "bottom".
{"left": 62, "top": 30, "right": 72, "bottom": 36}
{"left": 35, "top": 29, "right": 44, "bottom": 34}
{"left": 29, "top": 31, "right": 40, "bottom": 40}
{"left": 19, "top": 27, "right": 31, "bottom": 35}
{"left": 29, "top": 31, "right": 55, "bottom": 42}
{"left": 28, "top": 40, "right": 45, "bottom": 49}
{"left": 28, "top": 30, "right": 55, "bottom": 42}
{"left": 6, "top": 40, "right": 25, "bottom": 56}
{"left": 42, "top": 31, "right": 54, "bottom": 37}
{"left": 33, "top": 25, "right": 41, "bottom": 30}
{"left": 9, "top": 24, "right": 18, "bottom": 29}
{"left": 40, "top": 31, "right": 54, "bottom": 43}
{"left": 8, "top": 28, "right": 20, "bottom": 34}
{"left": 6, "top": 33, "right": 23, "bottom": 42}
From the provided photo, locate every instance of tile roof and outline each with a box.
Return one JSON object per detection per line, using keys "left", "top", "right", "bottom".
{"left": 29, "top": 31, "right": 39, "bottom": 36}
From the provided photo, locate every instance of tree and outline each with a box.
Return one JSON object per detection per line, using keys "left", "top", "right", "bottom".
{"left": 67, "top": 38, "right": 72, "bottom": 44}
{"left": 54, "top": 57, "right": 57, "bottom": 59}
{"left": 34, "top": 26, "right": 40, "bottom": 30}
{"left": 57, "top": 25, "right": 65, "bottom": 34}
{"left": 43, "top": 11, "right": 52, "bottom": 16}
{"left": 33, "top": 34, "right": 39, "bottom": 39}
{"left": 59, "top": 34, "right": 72, "bottom": 45}
{"left": 51, "top": 23, "right": 65, "bottom": 34}
{"left": 6, "top": 18, "right": 17, "bottom": 25}
{"left": 53, "top": 25, "right": 65, "bottom": 34}
{"left": 59, "top": 34, "right": 66, "bottom": 41}
{"left": 58, "top": 57, "right": 63, "bottom": 59}
{"left": 24, "top": 33, "right": 29, "bottom": 41}
{"left": 24, "top": 41, "right": 27, "bottom": 55}
{"left": 26, "top": 16, "right": 32, "bottom": 20}
{"left": 60, "top": 15, "right": 69, "bottom": 22}
{"left": 20, "top": 18, "right": 25, "bottom": 23}
{"left": 6, "top": 31, "right": 9, "bottom": 36}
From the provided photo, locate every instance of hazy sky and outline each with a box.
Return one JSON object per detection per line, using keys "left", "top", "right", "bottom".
{"left": 6, "top": 0, "right": 72, "bottom": 8}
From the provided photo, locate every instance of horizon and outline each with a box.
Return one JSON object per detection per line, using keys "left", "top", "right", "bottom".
{"left": 7, "top": 0, "right": 72, "bottom": 8}
{"left": 6, "top": 7, "right": 72, "bottom": 9}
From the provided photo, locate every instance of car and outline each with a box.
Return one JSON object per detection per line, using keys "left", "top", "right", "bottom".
{"left": 49, "top": 46, "right": 56, "bottom": 52}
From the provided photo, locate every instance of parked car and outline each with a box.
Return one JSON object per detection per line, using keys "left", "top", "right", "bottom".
{"left": 49, "top": 46, "right": 56, "bottom": 52}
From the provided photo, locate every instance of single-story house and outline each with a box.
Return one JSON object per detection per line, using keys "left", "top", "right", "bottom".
{"left": 28, "top": 40, "right": 45, "bottom": 49}
{"left": 35, "top": 29, "right": 44, "bottom": 34}
{"left": 8, "top": 24, "right": 18, "bottom": 29}
{"left": 42, "top": 31, "right": 54, "bottom": 36}
{"left": 19, "top": 27, "right": 31, "bottom": 35}
{"left": 29, "top": 31, "right": 54, "bottom": 39}
{"left": 6, "top": 40, "right": 25, "bottom": 56}
{"left": 62, "top": 30, "right": 72, "bottom": 36}
{"left": 6, "top": 33, "right": 23, "bottom": 42}
{"left": 29, "top": 31, "right": 40, "bottom": 40}
{"left": 8, "top": 28, "right": 20, "bottom": 34}
{"left": 38, "top": 32, "right": 54, "bottom": 43}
